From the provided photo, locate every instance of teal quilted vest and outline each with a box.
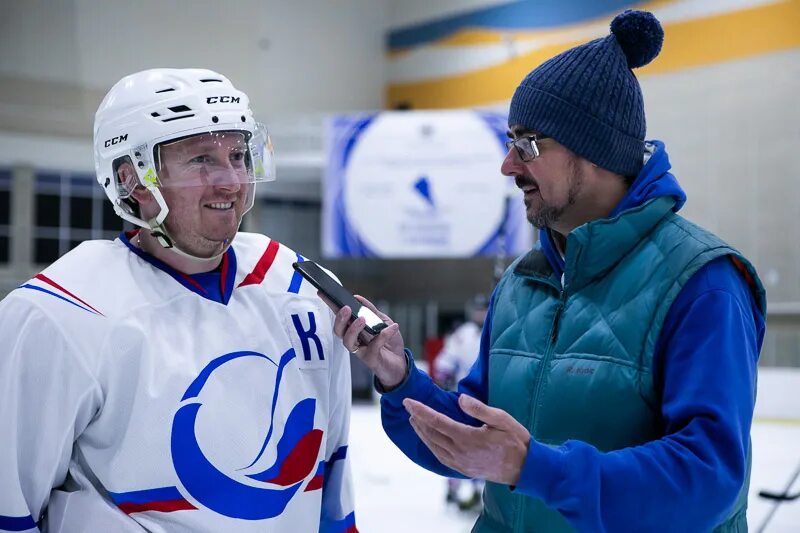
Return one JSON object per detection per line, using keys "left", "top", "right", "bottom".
{"left": 474, "top": 197, "right": 765, "bottom": 533}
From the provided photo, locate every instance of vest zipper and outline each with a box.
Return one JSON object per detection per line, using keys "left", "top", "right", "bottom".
{"left": 551, "top": 298, "right": 564, "bottom": 343}
{"left": 512, "top": 286, "right": 567, "bottom": 532}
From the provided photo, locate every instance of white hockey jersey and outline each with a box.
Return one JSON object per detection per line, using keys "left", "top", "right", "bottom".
{"left": 433, "top": 321, "right": 482, "bottom": 384}
{"left": 0, "top": 232, "right": 357, "bottom": 533}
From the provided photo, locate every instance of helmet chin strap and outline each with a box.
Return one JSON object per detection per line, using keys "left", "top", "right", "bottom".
{"left": 142, "top": 187, "right": 231, "bottom": 263}
{"left": 136, "top": 182, "right": 255, "bottom": 264}
{"left": 148, "top": 223, "right": 230, "bottom": 262}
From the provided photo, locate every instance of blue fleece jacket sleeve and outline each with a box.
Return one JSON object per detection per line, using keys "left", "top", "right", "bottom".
{"left": 514, "top": 257, "right": 765, "bottom": 532}
{"left": 379, "top": 297, "right": 495, "bottom": 478}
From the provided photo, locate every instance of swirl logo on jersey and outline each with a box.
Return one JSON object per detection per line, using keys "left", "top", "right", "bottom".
{"left": 170, "top": 348, "right": 323, "bottom": 520}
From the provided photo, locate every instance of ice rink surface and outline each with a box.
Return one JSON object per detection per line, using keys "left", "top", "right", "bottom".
{"left": 349, "top": 401, "right": 800, "bottom": 533}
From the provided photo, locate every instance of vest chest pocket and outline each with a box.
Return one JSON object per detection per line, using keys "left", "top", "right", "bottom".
{"left": 534, "top": 358, "right": 658, "bottom": 449}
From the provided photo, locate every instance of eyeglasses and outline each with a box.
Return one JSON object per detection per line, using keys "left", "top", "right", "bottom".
{"left": 505, "top": 134, "right": 550, "bottom": 162}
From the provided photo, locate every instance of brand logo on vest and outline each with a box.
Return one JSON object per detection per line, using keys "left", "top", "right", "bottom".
{"left": 170, "top": 348, "right": 323, "bottom": 520}
{"left": 566, "top": 365, "right": 595, "bottom": 376}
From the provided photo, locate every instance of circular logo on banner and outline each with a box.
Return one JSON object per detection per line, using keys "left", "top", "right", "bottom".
{"left": 342, "top": 111, "right": 507, "bottom": 258}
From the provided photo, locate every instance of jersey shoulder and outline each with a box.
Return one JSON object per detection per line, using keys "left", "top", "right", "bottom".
{"left": 233, "top": 232, "right": 320, "bottom": 298}
{"left": 10, "top": 238, "right": 178, "bottom": 320}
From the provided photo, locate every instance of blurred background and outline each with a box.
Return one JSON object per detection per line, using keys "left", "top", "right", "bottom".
{"left": 0, "top": 0, "right": 798, "bottom": 530}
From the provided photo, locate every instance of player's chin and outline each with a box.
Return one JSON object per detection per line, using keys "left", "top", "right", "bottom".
{"left": 208, "top": 231, "right": 237, "bottom": 251}
{"left": 191, "top": 229, "right": 237, "bottom": 256}
{"left": 204, "top": 217, "right": 240, "bottom": 238}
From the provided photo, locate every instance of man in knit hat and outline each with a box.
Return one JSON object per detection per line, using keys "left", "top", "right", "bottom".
{"left": 328, "top": 10, "right": 765, "bottom": 532}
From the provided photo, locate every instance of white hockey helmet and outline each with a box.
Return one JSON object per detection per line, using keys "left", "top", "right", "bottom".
{"left": 93, "top": 68, "right": 275, "bottom": 252}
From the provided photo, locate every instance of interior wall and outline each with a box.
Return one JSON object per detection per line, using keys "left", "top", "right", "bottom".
{"left": 388, "top": 0, "right": 510, "bottom": 29}
{"left": 0, "top": 0, "right": 388, "bottom": 139}
{"left": 643, "top": 49, "right": 800, "bottom": 305}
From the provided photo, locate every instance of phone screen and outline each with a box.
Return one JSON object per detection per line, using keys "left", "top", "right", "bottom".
{"left": 292, "top": 261, "right": 387, "bottom": 334}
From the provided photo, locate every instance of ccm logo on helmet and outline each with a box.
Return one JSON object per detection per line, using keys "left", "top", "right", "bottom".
{"left": 104, "top": 134, "right": 128, "bottom": 147}
{"left": 207, "top": 95, "right": 240, "bottom": 104}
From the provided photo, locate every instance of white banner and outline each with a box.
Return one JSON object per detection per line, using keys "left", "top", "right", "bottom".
{"left": 322, "top": 110, "right": 532, "bottom": 258}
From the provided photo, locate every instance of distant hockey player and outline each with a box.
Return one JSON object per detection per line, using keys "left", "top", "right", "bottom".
{"left": 432, "top": 295, "right": 488, "bottom": 511}
{"left": 0, "top": 69, "right": 357, "bottom": 533}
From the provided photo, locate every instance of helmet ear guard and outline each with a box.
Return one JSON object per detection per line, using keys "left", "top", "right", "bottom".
{"left": 111, "top": 155, "right": 137, "bottom": 199}
{"left": 109, "top": 154, "right": 143, "bottom": 216}
{"left": 103, "top": 148, "right": 165, "bottom": 230}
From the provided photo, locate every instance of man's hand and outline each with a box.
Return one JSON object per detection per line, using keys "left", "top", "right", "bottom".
{"left": 320, "top": 293, "right": 408, "bottom": 389}
{"left": 404, "top": 394, "right": 531, "bottom": 485}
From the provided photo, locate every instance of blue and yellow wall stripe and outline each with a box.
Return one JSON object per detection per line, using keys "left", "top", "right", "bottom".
{"left": 386, "top": 0, "right": 800, "bottom": 109}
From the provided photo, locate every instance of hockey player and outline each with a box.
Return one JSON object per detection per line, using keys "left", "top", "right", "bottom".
{"left": 0, "top": 69, "right": 357, "bottom": 532}
{"left": 432, "top": 295, "right": 488, "bottom": 511}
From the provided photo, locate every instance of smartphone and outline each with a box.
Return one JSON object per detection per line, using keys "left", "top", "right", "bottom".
{"left": 292, "top": 261, "right": 388, "bottom": 335}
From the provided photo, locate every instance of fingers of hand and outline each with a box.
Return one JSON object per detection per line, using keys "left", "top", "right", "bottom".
{"left": 458, "top": 394, "right": 506, "bottom": 427}
{"left": 367, "top": 322, "right": 400, "bottom": 356}
{"left": 343, "top": 316, "right": 366, "bottom": 352}
{"left": 408, "top": 411, "right": 456, "bottom": 448}
{"left": 409, "top": 416, "right": 459, "bottom": 469}
{"left": 408, "top": 411, "right": 497, "bottom": 478}
{"left": 404, "top": 399, "right": 472, "bottom": 443}
{"left": 406, "top": 398, "right": 523, "bottom": 480}
{"left": 378, "top": 322, "right": 400, "bottom": 345}
{"left": 331, "top": 305, "right": 352, "bottom": 338}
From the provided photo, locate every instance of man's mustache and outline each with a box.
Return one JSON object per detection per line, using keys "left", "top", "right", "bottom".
{"left": 515, "top": 175, "right": 537, "bottom": 189}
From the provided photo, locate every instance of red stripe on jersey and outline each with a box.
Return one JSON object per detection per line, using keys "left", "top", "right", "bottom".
{"left": 176, "top": 272, "right": 207, "bottom": 294}
{"left": 304, "top": 474, "right": 324, "bottom": 492}
{"left": 118, "top": 498, "right": 197, "bottom": 515}
{"left": 266, "top": 429, "right": 323, "bottom": 486}
{"left": 35, "top": 273, "right": 105, "bottom": 316}
{"left": 219, "top": 251, "right": 229, "bottom": 295}
{"left": 238, "top": 240, "right": 280, "bottom": 287}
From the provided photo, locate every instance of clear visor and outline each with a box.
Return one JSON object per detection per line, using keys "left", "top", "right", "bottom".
{"left": 152, "top": 123, "right": 275, "bottom": 189}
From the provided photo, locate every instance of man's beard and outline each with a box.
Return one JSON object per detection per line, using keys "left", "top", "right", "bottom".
{"left": 161, "top": 207, "right": 242, "bottom": 259}
{"left": 526, "top": 156, "right": 583, "bottom": 229}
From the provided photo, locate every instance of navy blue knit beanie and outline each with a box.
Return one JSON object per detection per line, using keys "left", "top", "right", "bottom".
{"left": 508, "top": 10, "right": 664, "bottom": 176}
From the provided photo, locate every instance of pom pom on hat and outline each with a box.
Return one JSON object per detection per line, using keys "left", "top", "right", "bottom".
{"left": 610, "top": 10, "right": 664, "bottom": 69}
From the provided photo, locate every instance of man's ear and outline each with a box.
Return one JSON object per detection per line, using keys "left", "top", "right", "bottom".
{"left": 116, "top": 162, "right": 152, "bottom": 204}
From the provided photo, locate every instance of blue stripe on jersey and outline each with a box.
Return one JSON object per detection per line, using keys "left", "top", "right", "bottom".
{"left": 243, "top": 348, "right": 298, "bottom": 469}
{"left": 246, "top": 398, "right": 316, "bottom": 482}
{"left": 0, "top": 514, "right": 36, "bottom": 531}
{"left": 18, "top": 284, "right": 96, "bottom": 314}
{"left": 287, "top": 253, "right": 305, "bottom": 293}
{"left": 324, "top": 446, "right": 347, "bottom": 482}
{"left": 329, "top": 445, "right": 348, "bottom": 464}
{"left": 182, "top": 350, "right": 279, "bottom": 401}
{"left": 119, "top": 231, "right": 238, "bottom": 305}
{"left": 221, "top": 248, "right": 238, "bottom": 304}
{"left": 320, "top": 511, "right": 356, "bottom": 533}
{"left": 107, "top": 486, "right": 184, "bottom": 505}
